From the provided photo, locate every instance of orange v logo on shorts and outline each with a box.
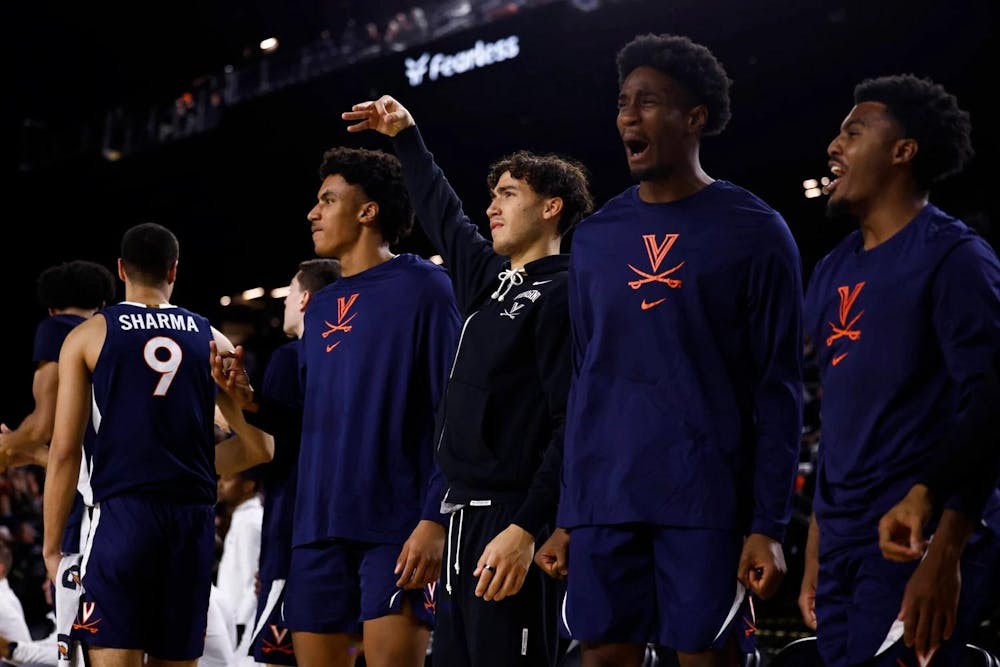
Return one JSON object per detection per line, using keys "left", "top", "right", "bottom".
{"left": 262, "top": 625, "right": 294, "bottom": 655}
{"left": 322, "top": 293, "right": 359, "bottom": 352}
{"left": 72, "top": 601, "right": 102, "bottom": 634}
{"left": 825, "top": 282, "right": 865, "bottom": 365}
{"left": 424, "top": 581, "right": 437, "bottom": 614}
{"left": 627, "top": 234, "right": 684, "bottom": 308}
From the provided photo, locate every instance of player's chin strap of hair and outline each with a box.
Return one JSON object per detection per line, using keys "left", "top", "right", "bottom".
{"left": 445, "top": 507, "right": 465, "bottom": 595}
{"left": 490, "top": 267, "right": 524, "bottom": 302}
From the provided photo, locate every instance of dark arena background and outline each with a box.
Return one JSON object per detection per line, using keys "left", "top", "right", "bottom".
{"left": 4, "top": 0, "right": 998, "bottom": 660}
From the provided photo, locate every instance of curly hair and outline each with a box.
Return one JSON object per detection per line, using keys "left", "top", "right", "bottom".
{"left": 854, "top": 74, "right": 973, "bottom": 190}
{"left": 318, "top": 147, "right": 414, "bottom": 246}
{"left": 37, "top": 259, "right": 117, "bottom": 310}
{"left": 616, "top": 33, "right": 732, "bottom": 136}
{"left": 120, "top": 222, "right": 179, "bottom": 285}
{"left": 486, "top": 151, "right": 594, "bottom": 234}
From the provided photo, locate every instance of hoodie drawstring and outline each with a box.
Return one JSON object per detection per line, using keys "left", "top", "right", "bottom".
{"left": 445, "top": 508, "right": 465, "bottom": 595}
{"left": 490, "top": 268, "right": 524, "bottom": 302}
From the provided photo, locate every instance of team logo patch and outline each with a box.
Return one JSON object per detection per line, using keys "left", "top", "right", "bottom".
{"left": 826, "top": 282, "right": 865, "bottom": 366}
{"left": 261, "top": 624, "right": 294, "bottom": 656}
{"left": 628, "top": 234, "right": 684, "bottom": 309}
{"left": 322, "top": 292, "right": 359, "bottom": 352}
{"left": 424, "top": 581, "right": 437, "bottom": 615}
{"left": 501, "top": 302, "right": 525, "bottom": 319}
{"left": 72, "top": 601, "right": 102, "bottom": 634}
{"left": 514, "top": 289, "right": 541, "bottom": 303}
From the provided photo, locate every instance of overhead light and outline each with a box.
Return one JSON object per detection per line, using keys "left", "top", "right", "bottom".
{"left": 804, "top": 187, "right": 822, "bottom": 199}
{"left": 242, "top": 287, "right": 266, "bottom": 300}
{"left": 802, "top": 178, "right": 818, "bottom": 189}
{"left": 271, "top": 286, "right": 291, "bottom": 298}
{"left": 260, "top": 37, "right": 279, "bottom": 53}
{"left": 220, "top": 295, "right": 232, "bottom": 306}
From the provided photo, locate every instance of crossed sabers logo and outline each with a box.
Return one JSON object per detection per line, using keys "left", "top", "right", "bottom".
{"left": 501, "top": 302, "right": 525, "bottom": 319}
{"left": 261, "top": 625, "right": 294, "bottom": 655}
{"left": 826, "top": 282, "right": 865, "bottom": 366}
{"left": 628, "top": 234, "right": 684, "bottom": 310}
{"left": 322, "top": 293, "right": 359, "bottom": 352}
{"left": 424, "top": 581, "right": 437, "bottom": 615}
{"left": 72, "top": 601, "right": 101, "bottom": 634}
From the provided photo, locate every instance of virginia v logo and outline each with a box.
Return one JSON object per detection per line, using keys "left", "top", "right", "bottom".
{"left": 322, "top": 293, "right": 359, "bottom": 352}
{"left": 72, "top": 601, "right": 102, "bottom": 634}
{"left": 262, "top": 624, "right": 294, "bottom": 655}
{"left": 627, "top": 233, "right": 684, "bottom": 309}
{"left": 826, "top": 282, "right": 865, "bottom": 366}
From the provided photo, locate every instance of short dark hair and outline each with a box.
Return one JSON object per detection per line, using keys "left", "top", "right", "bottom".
{"left": 853, "top": 74, "right": 973, "bottom": 190}
{"left": 120, "top": 222, "right": 179, "bottom": 285}
{"left": 616, "top": 33, "right": 732, "bottom": 136}
{"left": 486, "top": 152, "right": 594, "bottom": 235}
{"left": 297, "top": 258, "right": 341, "bottom": 293}
{"left": 37, "top": 260, "right": 116, "bottom": 310}
{"left": 318, "top": 147, "right": 414, "bottom": 246}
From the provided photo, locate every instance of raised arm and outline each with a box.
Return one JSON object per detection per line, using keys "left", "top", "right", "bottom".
{"left": 344, "top": 94, "right": 503, "bottom": 310}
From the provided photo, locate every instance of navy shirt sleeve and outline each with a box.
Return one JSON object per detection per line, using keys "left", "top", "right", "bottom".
{"left": 918, "top": 351, "right": 1000, "bottom": 519}
{"left": 930, "top": 239, "right": 1000, "bottom": 520}
{"left": 32, "top": 316, "right": 78, "bottom": 363}
{"left": 246, "top": 342, "right": 304, "bottom": 467}
{"left": 416, "top": 272, "right": 462, "bottom": 524}
{"left": 746, "top": 220, "right": 804, "bottom": 541}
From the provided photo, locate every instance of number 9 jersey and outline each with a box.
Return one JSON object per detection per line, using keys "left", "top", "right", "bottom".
{"left": 87, "top": 302, "right": 218, "bottom": 505}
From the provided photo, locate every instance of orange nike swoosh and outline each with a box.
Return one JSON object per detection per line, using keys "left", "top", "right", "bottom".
{"left": 640, "top": 298, "right": 666, "bottom": 310}
{"left": 326, "top": 342, "right": 340, "bottom": 352}
{"left": 832, "top": 352, "right": 848, "bottom": 366}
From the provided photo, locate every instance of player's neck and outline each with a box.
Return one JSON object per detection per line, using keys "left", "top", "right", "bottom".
{"left": 337, "top": 242, "right": 395, "bottom": 277}
{"left": 509, "top": 236, "right": 561, "bottom": 271}
{"left": 858, "top": 190, "right": 928, "bottom": 250}
{"left": 53, "top": 306, "right": 99, "bottom": 318}
{"left": 637, "top": 162, "right": 712, "bottom": 204}
{"left": 124, "top": 284, "right": 171, "bottom": 307}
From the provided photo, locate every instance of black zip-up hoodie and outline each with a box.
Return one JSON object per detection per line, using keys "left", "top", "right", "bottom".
{"left": 392, "top": 126, "right": 570, "bottom": 537}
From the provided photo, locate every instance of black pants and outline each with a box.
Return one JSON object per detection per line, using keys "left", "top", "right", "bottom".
{"left": 432, "top": 503, "right": 560, "bottom": 667}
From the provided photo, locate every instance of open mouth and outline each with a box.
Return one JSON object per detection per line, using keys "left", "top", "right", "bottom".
{"left": 625, "top": 139, "right": 650, "bottom": 160}
{"left": 823, "top": 163, "right": 845, "bottom": 195}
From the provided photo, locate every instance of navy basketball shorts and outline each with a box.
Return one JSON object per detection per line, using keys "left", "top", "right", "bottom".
{"left": 815, "top": 529, "right": 1000, "bottom": 667}
{"left": 73, "top": 495, "right": 214, "bottom": 660}
{"left": 249, "top": 577, "right": 296, "bottom": 665}
{"left": 562, "top": 524, "right": 755, "bottom": 653}
{"left": 283, "top": 538, "right": 436, "bottom": 634}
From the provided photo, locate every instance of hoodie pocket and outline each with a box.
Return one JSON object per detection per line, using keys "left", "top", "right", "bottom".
{"left": 441, "top": 378, "right": 498, "bottom": 467}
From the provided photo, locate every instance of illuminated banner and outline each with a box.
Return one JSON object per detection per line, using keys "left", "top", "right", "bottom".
{"left": 405, "top": 36, "right": 520, "bottom": 87}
